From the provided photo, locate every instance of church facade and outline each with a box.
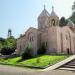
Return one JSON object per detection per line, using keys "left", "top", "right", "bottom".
{"left": 16, "top": 6, "right": 75, "bottom": 55}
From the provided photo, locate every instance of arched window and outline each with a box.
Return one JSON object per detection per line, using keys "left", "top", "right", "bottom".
{"left": 20, "top": 44, "right": 21, "bottom": 50}
{"left": 45, "top": 42, "right": 47, "bottom": 47}
{"left": 30, "top": 37, "right": 32, "bottom": 41}
{"left": 32, "top": 36, "right": 34, "bottom": 41}
{"left": 49, "top": 20, "right": 50, "bottom": 23}
{"left": 28, "top": 32, "right": 34, "bottom": 42}
{"left": 66, "top": 31, "right": 70, "bottom": 40}
{"left": 66, "top": 34, "right": 68, "bottom": 40}
{"left": 52, "top": 19, "right": 55, "bottom": 26}
{"left": 60, "top": 32, "right": 63, "bottom": 52}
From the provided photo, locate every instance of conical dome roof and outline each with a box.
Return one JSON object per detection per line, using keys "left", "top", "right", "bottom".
{"left": 67, "top": 19, "right": 74, "bottom": 26}
{"left": 8, "top": 29, "right": 11, "bottom": 32}
{"left": 51, "top": 6, "right": 58, "bottom": 17}
{"left": 38, "top": 6, "right": 50, "bottom": 17}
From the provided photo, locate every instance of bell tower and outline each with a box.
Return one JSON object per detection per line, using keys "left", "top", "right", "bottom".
{"left": 8, "top": 29, "right": 12, "bottom": 37}
{"left": 50, "top": 6, "right": 59, "bottom": 26}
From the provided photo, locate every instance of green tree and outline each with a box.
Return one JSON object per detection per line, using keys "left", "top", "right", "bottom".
{"left": 59, "top": 17, "right": 68, "bottom": 27}
{"left": 0, "top": 36, "right": 16, "bottom": 55}
{"left": 69, "top": 12, "right": 75, "bottom": 24}
{"left": 6, "top": 36, "right": 16, "bottom": 49}
{"left": 69, "top": 2, "right": 75, "bottom": 24}
{"left": 72, "top": 2, "right": 75, "bottom": 11}
{"left": 22, "top": 43, "right": 33, "bottom": 60}
{"left": 0, "top": 43, "right": 2, "bottom": 50}
{"left": 0, "top": 46, "right": 15, "bottom": 55}
{"left": 0, "top": 37, "right": 6, "bottom": 50}
{"left": 37, "top": 43, "right": 46, "bottom": 55}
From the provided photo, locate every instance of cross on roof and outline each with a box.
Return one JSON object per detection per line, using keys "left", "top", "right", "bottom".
{"left": 44, "top": 4, "right": 46, "bottom": 9}
{"left": 52, "top": 6, "right": 54, "bottom": 11}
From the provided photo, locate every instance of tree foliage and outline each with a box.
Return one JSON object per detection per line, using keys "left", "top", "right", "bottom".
{"left": 69, "top": 2, "right": 75, "bottom": 24}
{"left": 59, "top": 17, "right": 68, "bottom": 27}
{"left": 0, "top": 46, "right": 15, "bottom": 55}
{"left": 72, "top": 2, "right": 75, "bottom": 11}
{"left": 0, "top": 36, "right": 16, "bottom": 55}
{"left": 69, "top": 12, "right": 75, "bottom": 24}
{"left": 6, "top": 36, "right": 16, "bottom": 49}
{"left": 22, "top": 43, "right": 33, "bottom": 60}
{"left": 37, "top": 43, "right": 46, "bottom": 55}
{"left": 0, "top": 38, "right": 6, "bottom": 50}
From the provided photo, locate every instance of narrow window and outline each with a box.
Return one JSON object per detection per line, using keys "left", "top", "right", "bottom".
{"left": 31, "top": 36, "right": 33, "bottom": 41}
{"left": 52, "top": 19, "right": 55, "bottom": 26}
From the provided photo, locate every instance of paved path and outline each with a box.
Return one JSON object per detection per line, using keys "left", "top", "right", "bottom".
{"left": 43, "top": 70, "right": 75, "bottom": 75}
{"left": 0, "top": 65, "right": 41, "bottom": 75}
{"left": 0, "top": 65, "right": 75, "bottom": 75}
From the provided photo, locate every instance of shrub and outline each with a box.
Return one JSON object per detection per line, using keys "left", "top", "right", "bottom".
{"left": 37, "top": 44, "right": 46, "bottom": 55}
{"left": 22, "top": 43, "right": 33, "bottom": 60}
{"left": 0, "top": 46, "right": 15, "bottom": 55}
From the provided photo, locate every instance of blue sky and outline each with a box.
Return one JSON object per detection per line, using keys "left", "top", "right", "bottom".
{"left": 0, "top": 0, "right": 75, "bottom": 38}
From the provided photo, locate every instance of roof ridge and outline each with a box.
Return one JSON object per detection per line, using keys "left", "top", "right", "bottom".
{"left": 50, "top": 6, "right": 58, "bottom": 17}
{"left": 38, "top": 7, "right": 50, "bottom": 17}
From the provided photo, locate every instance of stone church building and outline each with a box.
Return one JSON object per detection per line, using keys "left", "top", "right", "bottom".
{"left": 16, "top": 6, "right": 75, "bottom": 55}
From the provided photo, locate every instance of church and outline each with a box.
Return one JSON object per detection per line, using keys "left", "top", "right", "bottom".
{"left": 16, "top": 6, "right": 75, "bottom": 55}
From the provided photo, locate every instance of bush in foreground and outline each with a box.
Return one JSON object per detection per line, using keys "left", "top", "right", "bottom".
{"left": 22, "top": 43, "right": 33, "bottom": 60}
{"left": 0, "top": 46, "right": 15, "bottom": 55}
{"left": 37, "top": 44, "right": 46, "bottom": 55}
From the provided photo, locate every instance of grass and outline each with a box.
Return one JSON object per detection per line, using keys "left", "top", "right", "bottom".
{"left": 0, "top": 57, "right": 21, "bottom": 65}
{"left": 0, "top": 55, "right": 68, "bottom": 68}
{"left": 18, "top": 55, "right": 68, "bottom": 68}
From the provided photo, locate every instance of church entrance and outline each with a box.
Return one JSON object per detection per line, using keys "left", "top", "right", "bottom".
{"left": 67, "top": 48, "right": 70, "bottom": 54}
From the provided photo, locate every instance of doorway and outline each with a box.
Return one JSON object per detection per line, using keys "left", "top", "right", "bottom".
{"left": 67, "top": 48, "right": 70, "bottom": 54}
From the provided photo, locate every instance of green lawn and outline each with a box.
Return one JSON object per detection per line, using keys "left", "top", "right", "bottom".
{"left": 0, "top": 55, "right": 68, "bottom": 68}
{"left": 0, "top": 57, "right": 21, "bottom": 65}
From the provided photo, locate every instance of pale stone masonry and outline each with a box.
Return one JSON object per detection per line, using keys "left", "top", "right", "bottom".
{"left": 16, "top": 6, "right": 75, "bottom": 55}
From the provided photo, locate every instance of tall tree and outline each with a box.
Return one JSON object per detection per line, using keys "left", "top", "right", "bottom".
{"left": 0, "top": 37, "right": 6, "bottom": 50}
{"left": 0, "top": 36, "right": 16, "bottom": 55}
{"left": 6, "top": 36, "right": 16, "bottom": 49}
{"left": 69, "top": 2, "right": 75, "bottom": 24}
{"left": 72, "top": 2, "right": 75, "bottom": 11}
{"left": 69, "top": 12, "right": 75, "bottom": 24}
